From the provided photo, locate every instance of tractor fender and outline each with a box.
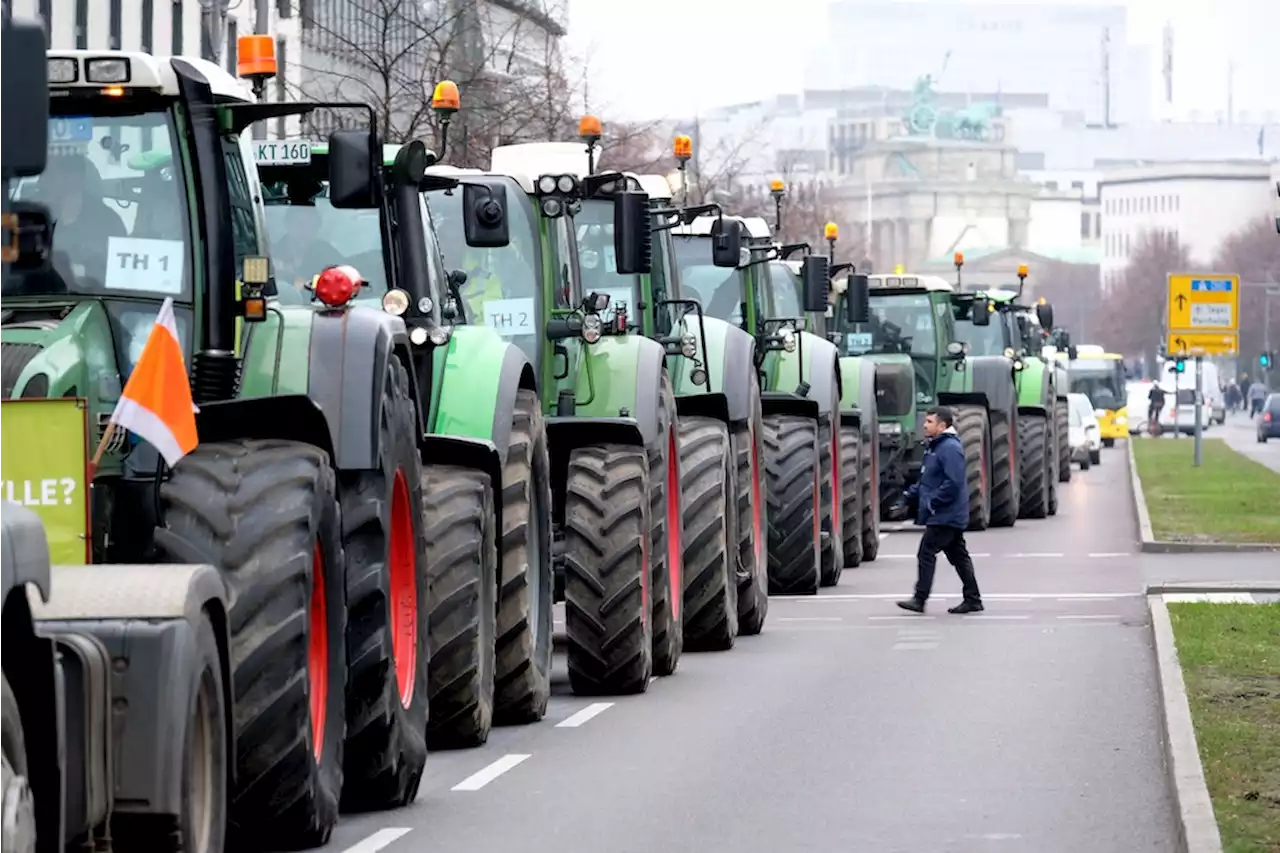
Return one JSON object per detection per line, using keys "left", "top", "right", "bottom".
{"left": 571, "top": 335, "right": 665, "bottom": 447}
{"left": 690, "top": 318, "right": 759, "bottom": 425}
{"left": 964, "top": 355, "right": 1019, "bottom": 418}
{"left": 1017, "top": 404, "right": 1050, "bottom": 419}
{"left": 763, "top": 332, "right": 841, "bottom": 420}
{"left": 839, "top": 356, "right": 880, "bottom": 425}
{"left": 433, "top": 328, "right": 537, "bottom": 469}
{"left": 1015, "top": 360, "right": 1053, "bottom": 410}
{"left": 307, "top": 306, "right": 421, "bottom": 471}
{"left": 31, "top": 563, "right": 234, "bottom": 824}
{"left": 197, "top": 395, "right": 335, "bottom": 460}
{"left": 421, "top": 434, "right": 504, "bottom": 554}
{"left": 2, "top": 501, "right": 51, "bottom": 606}
{"left": 544, "top": 416, "right": 645, "bottom": 522}
{"left": 760, "top": 390, "right": 821, "bottom": 419}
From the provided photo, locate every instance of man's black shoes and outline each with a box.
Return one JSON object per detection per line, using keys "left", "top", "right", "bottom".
{"left": 896, "top": 598, "right": 925, "bottom": 613}
{"left": 948, "top": 600, "right": 984, "bottom": 614}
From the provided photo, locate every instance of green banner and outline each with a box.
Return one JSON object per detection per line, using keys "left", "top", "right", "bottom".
{"left": 1, "top": 398, "right": 90, "bottom": 564}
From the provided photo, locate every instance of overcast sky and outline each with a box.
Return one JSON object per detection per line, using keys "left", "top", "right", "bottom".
{"left": 566, "top": 0, "right": 1278, "bottom": 121}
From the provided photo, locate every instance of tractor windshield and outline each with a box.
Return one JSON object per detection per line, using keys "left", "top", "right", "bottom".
{"left": 5, "top": 108, "right": 192, "bottom": 300}
{"left": 764, "top": 262, "right": 803, "bottom": 319}
{"left": 261, "top": 187, "right": 387, "bottom": 305}
{"left": 575, "top": 199, "right": 638, "bottom": 322}
{"left": 953, "top": 302, "right": 1009, "bottom": 356}
{"left": 838, "top": 293, "right": 938, "bottom": 358}
{"left": 425, "top": 184, "right": 541, "bottom": 359}
{"left": 672, "top": 235, "right": 745, "bottom": 324}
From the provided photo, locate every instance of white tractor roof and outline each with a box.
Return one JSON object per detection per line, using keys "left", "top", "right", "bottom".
{"left": 489, "top": 142, "right": 591, "bottom": 193}
{"left": 424, "top": 164, "right": 489, "bottom": 179}
{"left": 47, "top": 50, "right": 252, "bottom": 101}
{"left": 868, "top": 273, "right": 954, "bottom": 293}
{"left": 740, "top": 216, "right": 772, "bottom": 239}
{"left": 673, "top": 213, "right": 772, "bottom": 239}
{"left": 635, "top": 174, "right": 672, "bottom": 200}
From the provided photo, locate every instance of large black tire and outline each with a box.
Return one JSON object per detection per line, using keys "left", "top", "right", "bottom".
{"left": 988, "top": 414, "right": 1018, "bottom": 528}
{"left": 647, "top": 372, "right": 684, "bottom": 677}
{"left": 563, "top": 445, "right": 653, "bottom": 695}
{"left": 838, "top": 423, "right": 863, "bottom": 569}
{"left": 733, "top": 375, "right": 768, "bottom": 635}
{"left": 763, "top": 415, "right": 821, "bottom": 596}
{"left": 493, "top": 389, "right": 554, "bottom": 725}
{"left": 1, "top": 673, "right": 36, "bottom": 853}
{"left": 337, "top": 361, "right": 428, "bottom": 810}
{"left": 1056, "top": 400, "right": 1072, "bottom": 484}
{"left": 424, "top": 466, "right": 498, "bottom": 749}
{"left": 951, "top": 407, "right": 992, "bottom": 531}
{"left": 817, "top": 411, "right": 845, "bottom": 586}
{"left": 679, "top": 416, "right": 738, "bottom": 651}
{"left": 860, "top": 418, "right": 881, "bottom": 562}
{"left": 156, "top": 440, "right": 346, "bottom": 849}
{"left": 1017, "top": 413, "right": 1051, "bottom": 520}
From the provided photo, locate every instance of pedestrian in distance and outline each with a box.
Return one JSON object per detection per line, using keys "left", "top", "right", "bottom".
{"left": 1248, "top": 380, "right": 1269, "bottom": 417}
{"left": 888, "top": 406, "right": 984, "bottom": 614}
{"left": 1147, "top": 383, "right": 1167, "bottom": 434}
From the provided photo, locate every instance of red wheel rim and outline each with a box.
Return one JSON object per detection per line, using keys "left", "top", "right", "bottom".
{"left": 666, "top": 427, "right": 682, "bottom": 622}
{"left": 389, "top": 469, "right": 418, "bottom": 708}
{"left": 640, "top": 499, "right": 651, "bottom": 618}
{"left": 750, "top": 425, "right": 764, "bottom": 566}
{"left": 308, "top": 541, "right": 328, "bottom": 762}
{"left": 830, "top": 428, "right": 840, "bottom": 531}
{"left": 812, "top": 464, "right": 821, "bottom": 557}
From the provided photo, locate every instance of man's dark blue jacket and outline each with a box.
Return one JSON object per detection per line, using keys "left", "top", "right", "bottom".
{"left": 904, "top": 428, "right": 969, "bottom": 529}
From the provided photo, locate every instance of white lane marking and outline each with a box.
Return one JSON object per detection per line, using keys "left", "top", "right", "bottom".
{"left": 340, "top": 829, "right": 413, "bottom": 853}
{"left": 1087, "top": 552, "right": 1130, "bottom": 557}
{"left": 882, "top": 554, "right": 913, "bottom": 559}
{"left": 556, "top": 702, "right": 614, "bottom": 728}
{"left": 1056, "top": 595, "right": 1117, "bottom": 602}
{"left": 869, "top": 614, "right": 938, "bottom": 621}
{"left": 451, "top": 754, "right": 531, "bottom": 791}
{"left": 879, "top": 532, "right": 889, "bottom": 539}
{"left": 802, "top": 592, "right": 1141, "bottom": 601}
{"left": 1008, "top": 553, "right": 1064, "bottom": 558}
{"left": 777, "top": 616, "right": 843, "bottom": 623}
{"left": 962, "top": 614, "right": 1030, "bottom": 620}
{"left": 1058, "top": 614, "right": 1123, "bottom": 620}
{"left": 892, "top": 641, "right": 940, "bottom": 650}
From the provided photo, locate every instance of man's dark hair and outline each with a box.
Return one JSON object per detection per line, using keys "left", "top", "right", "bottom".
{"left": 926, "top": 405, "right": 954, "bottom": 427}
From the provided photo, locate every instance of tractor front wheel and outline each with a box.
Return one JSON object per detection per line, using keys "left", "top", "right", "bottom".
{"left": 817, "top": 412, "right": 845, "bottom": 586}
{"left": 952, "top": 407, "right": 992, "bottom": 532}
{"left": 679, "top": 416, "right": 738, "bottom": 651}
{"left": 838, "top": 423, "right": 863, "bottom": 569}
{"left": 155, "top": 439, "right": 346, "bottom": 849}
{"left": 1017, "top": 413, "right": 1051, "bottom": 520}
{"left": 734, "top": 377, "right": 769, "bottom": 635}
{"left": 647, "top": 373, "right": 684, "bottom": 677}
{"left": 988, "top": 414, "right": 1018, "bottom": 528}
{"left": 764, "top": 415, "right": 821, "bottom": 596}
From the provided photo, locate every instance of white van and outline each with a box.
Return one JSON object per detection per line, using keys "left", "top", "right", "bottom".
{"left": 1159, "top": 360, "right": 1225, "bottom": 424}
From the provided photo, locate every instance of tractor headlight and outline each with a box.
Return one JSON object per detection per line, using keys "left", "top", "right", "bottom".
{"left": 85, "top": 57, "right": 131, "bottom": 84}
{"left": 409, "top": 326, "right": 429, "bottom": 346}
{"left": 428, "top": 325, "right": 451, "bottom": 346}
{"left": 381, "top": 288, "right": 410, "bottom": 316}
{"left": 691, "top": 367, "right": 708, "bottom": 386}
{"left": 582, "top": 313, "right": 603, "bottom": 344}
{"left": 680, "top": 333, "right": 697, "bottom": 358}
{"left": 417, "top": 296, "right": 434, "bottom": 314}
{"left": 781, "top": 328, "right": 797, "bottom": 353}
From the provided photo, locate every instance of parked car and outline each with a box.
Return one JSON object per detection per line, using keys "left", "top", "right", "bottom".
{"left": 1068, "top": 392, "right": 1102, "bottom": 467}
{"left": 1258, "top": 393, "right": 1280, "bottom": 442}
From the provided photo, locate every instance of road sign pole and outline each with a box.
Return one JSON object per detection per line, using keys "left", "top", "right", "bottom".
{"left": 1193, "top": 356, "right": 1203, "bottom": 466}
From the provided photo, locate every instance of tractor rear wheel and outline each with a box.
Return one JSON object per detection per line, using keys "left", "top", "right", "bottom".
{"left": 563, "top": 445, "right": 653, "bottom": 695}
{"left": 817, "top": 413, "right": 845, "bottom": 586}
{"left": 336, "top": 360, "right": 428, "bottom": 809}
{"left": 952, "top": 407, "right": 992, "bottom": 531}
{"left": 764, "top": 415, "right": 821, "bottom": 596}
{"left": 1017, "top": 413, "right": 1051, "bottom": 520}
{"left": 424, "top": 466, "right": 498, "bottom": 749}
{"left": 860, "top": 417, "right": 881, "bottom": 562}
{"left": 493, "top": 389, "right": 554, "bottom": 725}
{"left": 988, "top": 414, "right": 1018, "bottom": 528}
{"left": 1056, "top": 400, "right": 1072, "bottom": 484}
{"left": 155, "top": 439, "right": 346, "bottom": 849}
{"left": 678, "top": 416, "right": 738, "bottom": 651}
{"left": 838, "top": 423, "right": 863, "bottom": 568}
{"left": 647, "top": 372, "right": 684, "bottom": 676}
{"left": 734, "top": 376, "right": 769, "bottom": 635}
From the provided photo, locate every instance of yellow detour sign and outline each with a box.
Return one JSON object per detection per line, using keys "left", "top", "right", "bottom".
{"left": 1, "top": 398, "right": 91, "bottom": 563}
{"left": 1167, "top": 331, "right": 1239, "bottom": 357}
{"left": 1166, "top": 274, "right": 1240, "bottom": 357}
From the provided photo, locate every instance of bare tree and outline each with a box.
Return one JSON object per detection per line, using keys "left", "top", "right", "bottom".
{"left": 1212, "top": 218, "right": 1280, "bottom": 364}
{"left": 1096, "top": 229, "right": 1192, "bottom": 361}
{"left": 292, "top": 0, "right": 575, "bottom": 164}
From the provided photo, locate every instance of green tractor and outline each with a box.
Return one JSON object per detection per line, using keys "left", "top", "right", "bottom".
{"left": 831, "top": 272, "right": 1021, "bottom": 531}
{"left": 254, "top": 132, "right": 555, "bottom": 750}
{"left": 671, "top": 212, "right": 848, "bottom": 594}
{"left": 949, "top": 267, "right": 1074, "bottom": 518}
{"left": 2, "top": 48, "right": 456, "bottom": 846}
{"left": 422, "top": 142, "right": 678, "bottom": 694}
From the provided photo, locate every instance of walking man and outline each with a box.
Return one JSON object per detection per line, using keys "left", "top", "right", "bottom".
{"left": 894, "top": 406, "right": 983, "bottom": 614}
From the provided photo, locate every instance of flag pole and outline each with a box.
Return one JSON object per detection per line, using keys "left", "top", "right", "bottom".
{"left": 88, "top": 421, "right": 118, "bottom": 480}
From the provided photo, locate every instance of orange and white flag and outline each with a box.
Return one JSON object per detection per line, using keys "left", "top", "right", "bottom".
{"left": 109, "top": 297, "right": 199, "bottom": 467}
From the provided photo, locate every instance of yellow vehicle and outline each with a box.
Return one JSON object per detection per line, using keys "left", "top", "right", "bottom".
{"left": 1061, "top": 346, "right": 1128, "bottom": 445}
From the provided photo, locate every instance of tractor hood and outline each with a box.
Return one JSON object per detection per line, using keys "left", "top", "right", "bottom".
{"left": 1, "top": 301, "right": 125, "bottom": 403}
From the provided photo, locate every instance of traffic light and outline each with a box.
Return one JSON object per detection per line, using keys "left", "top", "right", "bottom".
{"left": 1262, "top": 352, "right": 1273, "bottom": 368}
{"left": 1173, "top": 358, "right": 1186, "bottom": 373}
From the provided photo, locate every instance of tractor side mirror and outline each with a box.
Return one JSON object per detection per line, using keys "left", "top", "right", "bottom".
{"left": 711, "top": 218, "right": 743, "bottom": 268}
{"left": 463, "top": 183, "right": 510, "bottom": 248}
{"left": 1035, "top": 300, "right": 1054, "bottom": 330}
{"left": 844, "top": 274, "right": 870, "bottom": 324}
{"left": 390, "top": 141, "right": 428, "bottom": 187}
{"left": 327, "top": 129, "right": 377, "bottom": 209}
{"left": 1067, "top": 344, "right": 1079, "bottom": 360}
{"left": 2, "top": 203, "right": 53, "bottom": 271}
{"left": 800, "top": 255, "right": 830, "bottom": 313}
{"left": 972, "top": 297, "right": 992, "bottom": 326}
{"left": 613, "top": 190, "right": 652, "bottom": 275}
{"left": 2, "top": 20, "right": 49, "bottom": 179}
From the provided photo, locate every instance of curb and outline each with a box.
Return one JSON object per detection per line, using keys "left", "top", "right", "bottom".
{"left": 1147, "top": 593, "right": 1224, "bottom": 853}
{"left": 1128, "top": 439, "right": 1280, "bottom": 553}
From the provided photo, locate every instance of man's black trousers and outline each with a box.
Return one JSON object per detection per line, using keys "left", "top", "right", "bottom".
{"left": 915, "top": 524, "right": 981, "bottom": 603}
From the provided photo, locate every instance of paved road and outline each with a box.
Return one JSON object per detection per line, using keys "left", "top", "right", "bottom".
{"left": 1215, "top": 409, "right": 1280, "bottom": 472}
{"left": 280, "top": 440, "right": 1280, "bottom": 853}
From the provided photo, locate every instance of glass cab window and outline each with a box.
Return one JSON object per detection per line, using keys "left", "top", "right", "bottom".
{"left": 673, "top": 234, "right": 745, "bottom": 325}
{"left": 6, "top": 110, "right": 191, "bottom": 300}
{"left": 574, "top": 199, "right": 637, "bottom": 322}
{"left": 952, "top": 300, "right": 1009, "bottom": 356}
{"left": 764, "top": 262, "right": 803, "bottom": 319}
